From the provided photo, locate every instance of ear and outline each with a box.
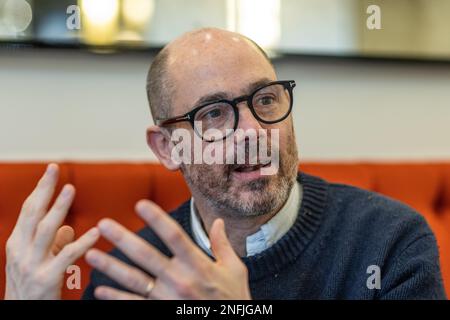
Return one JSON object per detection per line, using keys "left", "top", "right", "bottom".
{"left": 146, "top": 125, "right": 181, "bottom": 171}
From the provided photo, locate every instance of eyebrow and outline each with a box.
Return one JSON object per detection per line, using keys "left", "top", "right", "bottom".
{"left": 246, "top": 78, "right": 273, "bottom": 94}
{"left": 194, "top": 92, "right": 229, "bottom": 107}
{"left": 192, "top": 77, "right": 274, "bottom": 108}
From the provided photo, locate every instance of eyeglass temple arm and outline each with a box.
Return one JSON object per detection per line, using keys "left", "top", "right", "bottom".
{"left": 156, "top": 114, "right": 191, "bottom": 126}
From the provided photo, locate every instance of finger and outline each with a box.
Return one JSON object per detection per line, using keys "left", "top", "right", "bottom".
{"left": 33, "top": 184, "right": 76, "bottom": 261}
{"left": 97, "top": 218, "right": 170, "bottom": 277}
{"left": 94, "top": 286, "right": 145, "bottom": 300}
{"left": 51, "top": 225, "right": 75, "bottom": 256}
{"left": 49, "top": 227, "right": 100, "bottom": 274}
{"left": 85, "top": 248, "right": 154, "bottom": 297}
{"left": 210, "top": 218, "right": 239, "bottom": 265}
{"left": 135, "top": 200, "right": 202, "bottom": 261}
{"left": 13, "top": 163, "right": 59, "bottom": 244}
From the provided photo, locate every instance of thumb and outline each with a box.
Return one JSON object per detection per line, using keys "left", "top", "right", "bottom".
{"left": 51, "top": 225, "right": 75, "bottom": 255}
{"left": 210, "top": 219, "right": 238, "bottom": 264}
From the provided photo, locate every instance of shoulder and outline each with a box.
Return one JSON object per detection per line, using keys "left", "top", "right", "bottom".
{"left": 320, "top": 179, "right": 439, "bottom": 273}
{"left": 326, "top": 181, "right": 433, "bottom": 239}
{"left": 316, "top": 178, "right": 445, "bottom": 298}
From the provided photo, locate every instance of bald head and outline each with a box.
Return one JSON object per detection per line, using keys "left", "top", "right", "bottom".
{"left": 146, "top": 28, "right": 274, "bottom": 121}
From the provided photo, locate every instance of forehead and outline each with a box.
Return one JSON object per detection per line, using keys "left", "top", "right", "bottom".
{"left": 166, "top": 33, "right": 277, "bottom": 115}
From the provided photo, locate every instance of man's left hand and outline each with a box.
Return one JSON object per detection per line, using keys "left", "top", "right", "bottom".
{"left": 85, "top": 200, "right": 252, "bottom": 300}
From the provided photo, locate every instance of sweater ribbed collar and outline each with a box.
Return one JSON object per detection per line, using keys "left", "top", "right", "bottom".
{"left": 174, "top": 173, "right": 328, "bottom": 281}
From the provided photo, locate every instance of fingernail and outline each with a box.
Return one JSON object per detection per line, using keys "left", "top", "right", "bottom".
{"left": 136, "top": 200, "right": 154, "bottom": 218}
{"left": 46, "top": 163, "right": 57, "bottom": 175}
{"left": 88, "top": 227, "right": 99, "bottom": 237}
{"left": 95, "top": 287, "right": 107, "bottom": 299}
{"left": 98, "top": 220, "right": 122, "bottom": 242}
{"left": 86, "top": 250, "right": 99, "bottom": 264}
{"left": 135, "top": 200, "right": 147, "bottom": 214}
{"left": 61, "top": 185, "right": 73, "bottom": 198}
{"left": 98, "top": 219, "right": 112, "bottom": 232}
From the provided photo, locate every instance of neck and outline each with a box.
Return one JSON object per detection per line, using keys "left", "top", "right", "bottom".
{"left": 192, "top": 196, "right": 285, "bottom": 257}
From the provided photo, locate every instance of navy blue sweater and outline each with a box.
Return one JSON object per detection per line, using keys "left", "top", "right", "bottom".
{"left": 83, "top": 173, "right": 446, "bottom": 299}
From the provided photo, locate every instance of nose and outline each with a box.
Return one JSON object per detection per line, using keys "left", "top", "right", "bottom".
{"left": 235, "top": 100, "right": 263, "bottom": 132}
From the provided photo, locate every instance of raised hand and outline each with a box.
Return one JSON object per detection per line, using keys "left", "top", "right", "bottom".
{"left": 85, "top": 200, "right": 251, "bottom": 300}
{"left": 4, "top": 164, "right": 100, "bottom": 300}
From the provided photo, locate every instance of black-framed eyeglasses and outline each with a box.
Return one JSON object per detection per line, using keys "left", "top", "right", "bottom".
{"left": 156, "top": 80, "right": 296, "bottom": 142}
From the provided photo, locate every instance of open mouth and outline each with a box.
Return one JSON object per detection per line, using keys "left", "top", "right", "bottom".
{"left": 233, "top": 162, "right": 271, "bottom": 173}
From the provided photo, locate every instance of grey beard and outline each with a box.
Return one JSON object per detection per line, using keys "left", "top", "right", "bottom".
{"left": 182, "top": 158, "right": 297, "bottom": 218}
{"left": 209, "top": 175, "right": 295, "bottom": 218}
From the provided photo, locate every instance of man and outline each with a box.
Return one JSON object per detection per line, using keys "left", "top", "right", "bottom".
{"left": 4, "top": 28, "right": 446, "bottom": 300}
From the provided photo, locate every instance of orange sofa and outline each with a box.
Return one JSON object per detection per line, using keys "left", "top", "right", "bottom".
{"left": 1, "top": 162, "right": 449, "bottom": 299}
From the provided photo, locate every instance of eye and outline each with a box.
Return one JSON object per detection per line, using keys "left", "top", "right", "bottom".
{"left": 257, "top": 95, "right": 275, "bottom": 106}
{"left": 197, "top": 104, "right": 228, "bottom": 122}
{"left": 209, "top": 109, "right": 222, "bottom": 117}
{"left": 204, "top": 108, "right": 222, "bottom": 119}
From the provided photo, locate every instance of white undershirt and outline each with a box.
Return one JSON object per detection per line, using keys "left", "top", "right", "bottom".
{"left": 190, "top": 181, "right": 302, "bottom": 257}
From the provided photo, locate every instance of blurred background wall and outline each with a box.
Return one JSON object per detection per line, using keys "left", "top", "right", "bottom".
{"left": 1, "top": 0, "right": 450, "bottom": 162}
{"left": 1, "top": 49, "right": 450, "bottom": 162}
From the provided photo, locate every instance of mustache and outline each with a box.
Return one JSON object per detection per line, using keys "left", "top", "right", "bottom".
{"left": 225, "top": 136, "right": 277, "bottom": 162}
{"left": 183, "top": 134, "right": 282, "bottom": 179}
{"left": 225, "top": 155, "right": 280, "bottom": 181}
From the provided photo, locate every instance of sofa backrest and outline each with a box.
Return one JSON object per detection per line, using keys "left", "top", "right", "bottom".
{"left": 1, "top": 162, "right": 449, "bottom": 299}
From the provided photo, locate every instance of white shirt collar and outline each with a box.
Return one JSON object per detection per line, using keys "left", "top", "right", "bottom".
{"left": 190, "top": 181, "right": 302, "bottom": 257}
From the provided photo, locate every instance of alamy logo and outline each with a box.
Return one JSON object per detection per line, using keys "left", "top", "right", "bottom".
{"left": 66, "top": 264, "right": 81, "bottom": 290}
{"left": 66, "top": 5, "right": 81, "bottom": 30}
{"left": 366, "top": 5, "right": 382, "bottom": 30}
{"left": 366, "top": 265, "right": 381, "bottom": 290}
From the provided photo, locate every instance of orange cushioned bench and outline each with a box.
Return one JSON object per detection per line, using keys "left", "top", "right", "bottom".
{"left": 1, "top": 162, "right": 449, "bottom": 299}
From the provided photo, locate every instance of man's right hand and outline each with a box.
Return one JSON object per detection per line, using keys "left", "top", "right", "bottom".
{"left": 4, "top": 164, "right": 100, "bottom": 300}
